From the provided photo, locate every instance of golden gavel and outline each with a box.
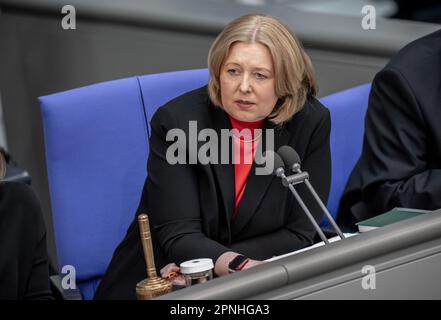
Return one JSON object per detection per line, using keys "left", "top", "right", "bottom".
{"left": 136, "top": 214, "right": 172, "bottom": 300}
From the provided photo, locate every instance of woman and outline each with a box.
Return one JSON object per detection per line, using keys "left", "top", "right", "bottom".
{"left": 0, "top": 151, "right": 53, "bottom": 299}
{"left": 95, "top": 14, "right": 331, "bottom": 299}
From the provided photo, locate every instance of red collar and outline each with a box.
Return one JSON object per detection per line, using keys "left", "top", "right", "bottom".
{"left": 228, "top": 114, "right": 265, "bottom": 132}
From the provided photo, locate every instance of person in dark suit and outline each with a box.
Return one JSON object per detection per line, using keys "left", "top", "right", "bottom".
{"left": 94, "top": 14, "right": 331, "bottom": 299}
{"left": 391, "top": 0, "right": 441, "bottom": 23}
{"left": 337, "top": 29, "right": 441, "bottom": 230}
{"left": 0, "top": 152, "right": 53, "bottom": 299}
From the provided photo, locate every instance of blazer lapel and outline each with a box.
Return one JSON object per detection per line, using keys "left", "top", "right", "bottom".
{"left": 231, "top": 121, "right": 291, "bottom": 236}
{"left": 209, "top": 104, "right": 235, "bottom": 242}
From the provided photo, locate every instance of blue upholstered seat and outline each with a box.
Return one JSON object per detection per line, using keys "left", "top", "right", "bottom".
{"left": 319, "top": 83, "right": 371, "bottom": 226}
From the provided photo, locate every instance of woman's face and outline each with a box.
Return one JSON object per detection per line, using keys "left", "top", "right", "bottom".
{"left": 219, "top": 42, "right": 278, "bottom": 122}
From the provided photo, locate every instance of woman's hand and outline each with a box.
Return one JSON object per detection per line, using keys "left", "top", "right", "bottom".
{"left": 215, "top": 252, "right": 265, "bottom": 276}
{"left": 241, "top": 259, "right": 264, "bottom": 270}
{"left": 160, "top": 263, "right": 186, "bottom": 287}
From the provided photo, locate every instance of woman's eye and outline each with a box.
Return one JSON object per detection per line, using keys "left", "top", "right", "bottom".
{"left": 227, "top": 69, "right": 238, "bottom": 76}
{"left": 255, "top": 73, "right": 267, "bottom": 80}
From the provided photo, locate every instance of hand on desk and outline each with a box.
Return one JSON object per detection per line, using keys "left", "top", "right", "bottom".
{"left": 160, "top": 263, "right": 186, "bottom": 287}
{"left": 241, "top": 259, "right": 265, "bottom": 270}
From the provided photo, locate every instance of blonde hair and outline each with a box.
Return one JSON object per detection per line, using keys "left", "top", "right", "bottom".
{"left": 208, "top": 14, "right": 317, "bottom": 125}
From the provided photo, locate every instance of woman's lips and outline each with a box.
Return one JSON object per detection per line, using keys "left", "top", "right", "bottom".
{"left": 235, "top": 100, "right": 255, "bottom": 109}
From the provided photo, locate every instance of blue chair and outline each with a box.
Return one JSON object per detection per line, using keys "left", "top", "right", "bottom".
{"left": 319, "top": 83, "right": 371, "bottom": 226}
{"left": 39, "top": 69, "right": 209, "bottom": 299}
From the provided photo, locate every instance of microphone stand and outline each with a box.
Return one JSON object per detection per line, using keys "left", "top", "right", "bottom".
{"left": 304, "top": 178, "right": 346, "bottom": 240}
{"left": 276, "top": 168, "right": 330, "bottom": 244}
{"left": 286, "top": 163, "right": 346, "bottom": 240}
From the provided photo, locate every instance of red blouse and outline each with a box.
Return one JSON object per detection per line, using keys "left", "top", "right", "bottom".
{"left": 228, "top": 115, "right": 265, "bottom": 218}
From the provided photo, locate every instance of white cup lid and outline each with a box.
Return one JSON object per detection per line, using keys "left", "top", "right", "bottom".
{"left": 180, "top": 258, "right": 214, "bottom": 274}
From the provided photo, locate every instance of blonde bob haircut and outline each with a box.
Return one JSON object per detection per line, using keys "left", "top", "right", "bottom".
{"left": 208, "top": 14, "right": 317, "bottom": 125}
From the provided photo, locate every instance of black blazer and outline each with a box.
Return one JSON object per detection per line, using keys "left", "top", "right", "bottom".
{"left": 338, "top": 29, "right": 441, "bottom": 229}
{"left": 95, "top": 86, "right": 331, "bottom": 299}
{"left": 0, "top": 182, "right": 52, "bottom": 300}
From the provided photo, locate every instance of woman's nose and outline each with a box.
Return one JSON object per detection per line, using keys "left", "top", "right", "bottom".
{"left": 239, "top": 75, "right": 252, "bottom": 93}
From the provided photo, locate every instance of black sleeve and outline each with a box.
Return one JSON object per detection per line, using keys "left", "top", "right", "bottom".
{"left": 0, "top": 182, "right": 53, "bottom": 300}
{"left": 23, "top": 233, "right": 52, "bottom": 300}
{"left": 230, "top": 107, "right": 332, "bottom": 258}
{"left": 358, "top": 67, "right": 441, "bottom": 214}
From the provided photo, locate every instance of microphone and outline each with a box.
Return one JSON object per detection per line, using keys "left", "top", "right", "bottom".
{"left": 264, "top": 150, "right": 330, "bottom": 244}
{"left": 277, "top": 146, "right": 345, "bottom": 240}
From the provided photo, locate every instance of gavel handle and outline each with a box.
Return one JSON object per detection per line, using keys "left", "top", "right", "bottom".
{"left": 138, "top": 214, "right": 158, "bottom": 278}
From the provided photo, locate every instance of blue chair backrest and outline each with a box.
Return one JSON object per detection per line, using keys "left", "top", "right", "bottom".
{"left": 319, "top": 83, "right": 371, "bottom": 226}
{"left": 137, "top": 69, "right": 209, "bottom": 134}
{"left": 39, "top": 69, "right": 208, "bottom": 299}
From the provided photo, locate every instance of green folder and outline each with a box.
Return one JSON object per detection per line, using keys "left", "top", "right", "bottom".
{"left": 356, "top": 207, "right": 431, "bottom": 232}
